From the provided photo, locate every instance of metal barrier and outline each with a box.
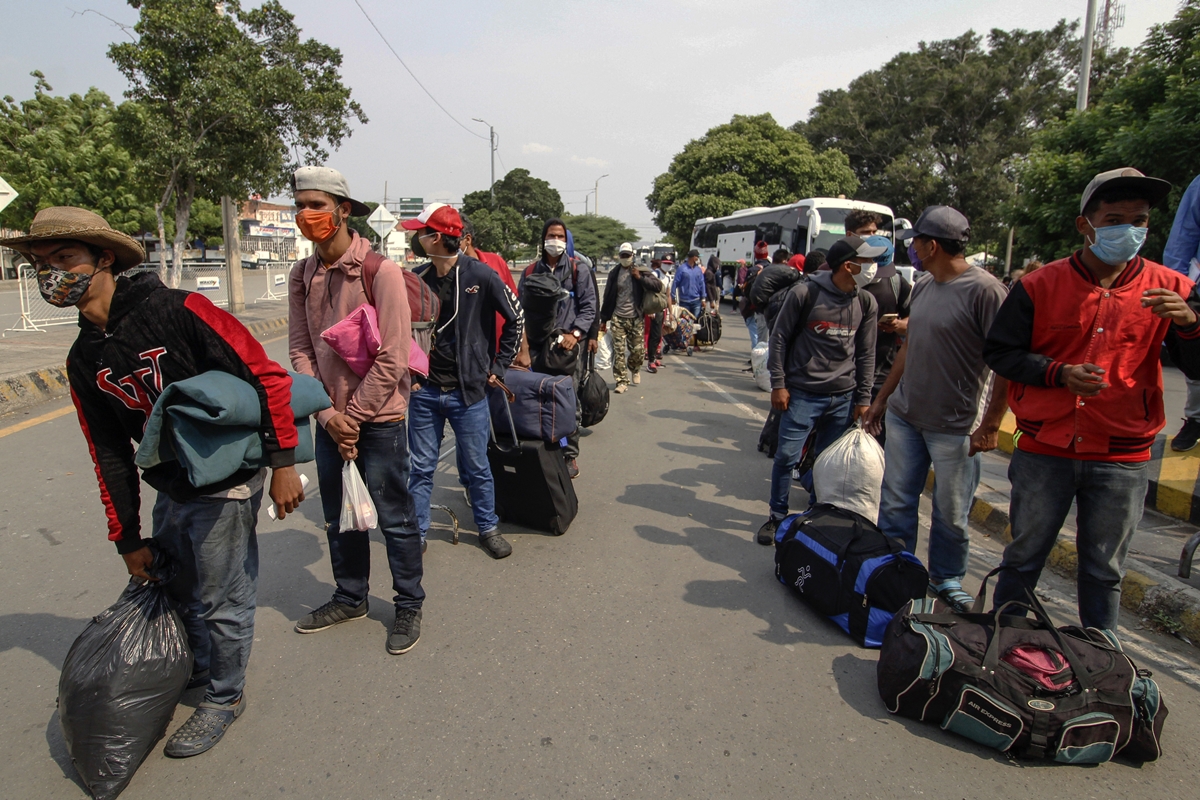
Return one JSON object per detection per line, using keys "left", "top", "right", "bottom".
{"left": 255, "top": 261, "right": 292, "bottom": 303}
{"left": 3, "top": 266, "right": 78, "bottom": 334}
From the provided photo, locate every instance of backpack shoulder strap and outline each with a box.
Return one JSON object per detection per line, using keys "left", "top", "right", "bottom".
{"left": 890, "top": 274, "right": 900, "bottom": 301}
{"left": 301, "top": 254, "right": 321, "bottom": 298}
{"left": 360, "top": 251, "right": 384, "bottom": 306}
{"left": 522, "top": 262, "right": 536, "bottom": 279}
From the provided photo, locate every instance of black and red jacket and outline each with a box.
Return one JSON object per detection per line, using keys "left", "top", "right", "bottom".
{"left": 984, "top": 253, "right": 1200, "bottom": 462}
{"left": 67, "top": 272, "right": 297, "bottom": 553}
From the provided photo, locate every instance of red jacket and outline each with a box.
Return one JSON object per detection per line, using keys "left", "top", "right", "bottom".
{"left": 476, "top": 249, "right": 517, "bottom": 348}
{"left": 984, "top": 253, "right": 1200, "bottom": 461}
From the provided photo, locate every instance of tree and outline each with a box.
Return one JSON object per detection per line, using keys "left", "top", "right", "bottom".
{"left": 109, "top": 0, "right": 365, "bottom": 285}
{"left": 646, "top": 114, "right": 857, "bottom": 251}
{"left": 346, "top": 201, "right": 381, "bottom": 246}
{"left": 561, "top": 214, "right": 638, "bottom": 259}
{"left": 0, "top": 73, "right": 148, "bottom": 234}
{"left": 462, "top": 168, "right": 564, "bottom": 246}
{"left": 462, "top": 205, "right": 527, "bottom": 262}
{"left": 797, "top": 22, "right": 1131, "bottom": 246}
{"left": 1011, "top": 1, "right": 1200, "bottom": 262}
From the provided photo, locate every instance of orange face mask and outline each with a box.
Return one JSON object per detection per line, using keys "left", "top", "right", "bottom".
{"left": 296, "top": 208, "right": 340, "bottom": 242}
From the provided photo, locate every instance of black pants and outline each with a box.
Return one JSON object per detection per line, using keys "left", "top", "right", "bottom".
{"left": 647, "top": 312, "right": 663, "bottom": 361}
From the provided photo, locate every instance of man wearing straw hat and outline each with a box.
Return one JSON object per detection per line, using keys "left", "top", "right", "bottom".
{"left": 2, "top": 207, "right": 305, "bottom": 758}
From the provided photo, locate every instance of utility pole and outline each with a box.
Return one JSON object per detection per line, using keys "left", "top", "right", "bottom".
{"left": 594, "top": 173, "right": 609, "bottom": 217}
{"left": 221, "top": 195, "right": 245, "bottom": 312}
{"left": 1077, "top": 0, "right": 1099, "bottom": 112}
{"left": 473, "top": 118, "right": 497, "bottom": 204}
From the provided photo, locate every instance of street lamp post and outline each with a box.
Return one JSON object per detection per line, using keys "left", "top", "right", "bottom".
{"left": 594, "top": 174, "right": 609, "bottom": 217}
{"left": 585, "top": 189, "right": 595, "bottom": 216}
{"left": 472, "top": 118, "right": 497, "bottom": 203}
{"left": 1078, "top": 0, "right": 1099, "bottom": 111}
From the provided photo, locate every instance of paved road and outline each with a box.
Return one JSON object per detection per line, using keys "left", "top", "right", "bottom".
{"left": 1, "top": 320, "right": 1198, "bottom": 798}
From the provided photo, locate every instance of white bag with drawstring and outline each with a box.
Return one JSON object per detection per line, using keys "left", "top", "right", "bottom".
{"left": 812, "top": 424, "right": 885, "bottom": 522}
{"left": 339, "top": 460, "right": 378, "bottom": 531}
{"left": 751, "top": 342, "right": 771, "bottom": 392}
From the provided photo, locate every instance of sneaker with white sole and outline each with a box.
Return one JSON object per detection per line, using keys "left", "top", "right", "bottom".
{"left": 387, "top": 608, "right": 422, "bottom": 654}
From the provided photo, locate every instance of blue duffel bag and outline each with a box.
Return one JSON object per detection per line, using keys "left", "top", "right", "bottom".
{"left": 489, "top": 369, "right": 576, "bottom": 444}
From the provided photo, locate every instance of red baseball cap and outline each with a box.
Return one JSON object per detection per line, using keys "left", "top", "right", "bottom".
{"left": 400, "top": 202, "right": 463, "bottom": 236}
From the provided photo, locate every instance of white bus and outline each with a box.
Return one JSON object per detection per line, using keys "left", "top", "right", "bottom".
{"left": 690, "top": 197, "right": 907, "bottom": 293}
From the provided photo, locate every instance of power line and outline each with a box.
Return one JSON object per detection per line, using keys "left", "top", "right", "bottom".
{"left": 350, "top": 0, "right": 488, "bottom": 141}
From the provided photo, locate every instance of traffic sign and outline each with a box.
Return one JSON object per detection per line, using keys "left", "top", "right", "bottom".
{"left": 0, "top": 176, "right": 18, "bottom": 214}
{"left": 367, "top": 205, "right": 397, "bottom": 238}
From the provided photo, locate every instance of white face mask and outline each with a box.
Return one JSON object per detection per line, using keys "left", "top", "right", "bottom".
{"left": 619, "top": 255, "right": 633, "bottom": 266}
{"left": 544, "top": 239, "right": 567, "bottom": 257}
{"left": 850, "top": 261, "right": 878, "bottom": 289}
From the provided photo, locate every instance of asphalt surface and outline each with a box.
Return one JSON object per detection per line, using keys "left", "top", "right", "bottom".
{"left": 2, "top": 317, "right": 1199, "bottom": 799}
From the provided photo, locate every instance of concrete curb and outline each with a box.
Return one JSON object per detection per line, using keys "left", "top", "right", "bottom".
{"left": 952, "top": 476, "right": 1200, "bottom": 645}
{"left": 0, "top": 314, "right": 290, "bottom": 419}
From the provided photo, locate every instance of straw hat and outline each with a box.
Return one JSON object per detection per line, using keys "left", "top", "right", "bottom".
{"left": 0, "top": 207, "right": 145, "bottom": 271}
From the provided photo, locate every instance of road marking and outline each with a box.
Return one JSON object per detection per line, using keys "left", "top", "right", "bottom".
{"left": 675, "top": 359, "right": 766, "bottom": 422}
{"left": 0, "top": 405, "right": 74, "bottom": 438}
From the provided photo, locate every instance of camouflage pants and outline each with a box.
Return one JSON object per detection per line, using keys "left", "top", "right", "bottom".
{"left": 610, "top": 315, "right": 645, "bottom": 386}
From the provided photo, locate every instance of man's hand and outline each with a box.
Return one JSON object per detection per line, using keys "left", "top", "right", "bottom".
{"left": 879, "top": 317, "right": 908, "bottom": 335}
{"left": 969, "top": 424, "right": 1000, "bottom": 456}
{"left": 1063, "top": 363, "right": 1108, "bottom": 397}
{"left": 862, "top": 401, "right": 886, "bottom": 436}
{"left": 559, "top": 332, "right": 579, "bottom": 351}
{"left": 122, "top": 545, "right": 157, "bottom": 583}
{"left": 853, "top": 404, "right": 870, "bottom": 422}
{"left": 588, "top": 338, "right": 598, "bottom": 354}
{"left": 599, "top": 322, "right": 607, "bottom": 334}
{"left": 1142, "top": 288, "right": 1198, "bottom": 327}
{"left": 513, "top": 348, "right": 532, "bottom": 369}
{"left": 269, "top": 465, "right": 305, "bottom": 520}
{"left": 325, "top": 413, "right": 360, "bottom": 447}
{"left": 486, "top": 373, "right": 502, "bottom": 388}
{"left": 771, "top": 387, "right": 790, "bottom": 411}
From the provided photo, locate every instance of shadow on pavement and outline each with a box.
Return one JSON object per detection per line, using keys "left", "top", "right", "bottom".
{"left": 45, "top": 711, "right": 88, "bottom": 794}
{"left": 0, "top": 611, "right": 87, "bottom": 669}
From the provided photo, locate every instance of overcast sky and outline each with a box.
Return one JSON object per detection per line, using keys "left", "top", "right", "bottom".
{"left": 1, "top": 0, "right": 1183, "bottom": 240}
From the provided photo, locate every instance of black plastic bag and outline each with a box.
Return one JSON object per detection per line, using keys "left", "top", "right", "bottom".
{"left": 58, "top": 547, "right": 193, "bottom": 799}
{"left": 579, "top": 351, "right": 609, "bottom": 428}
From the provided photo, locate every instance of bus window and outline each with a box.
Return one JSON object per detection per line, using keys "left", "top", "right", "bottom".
{"left": 756, "top": 221, "right": 783, "bottom": 245}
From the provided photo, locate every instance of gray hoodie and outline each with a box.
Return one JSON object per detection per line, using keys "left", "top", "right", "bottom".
{"left": 767, "top": 271, "right": 877, "bottom": 406}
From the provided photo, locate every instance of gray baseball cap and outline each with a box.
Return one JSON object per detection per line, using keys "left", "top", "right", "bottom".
{"left": 1079, "top": 167, "right": 1171, "bottom": 215}
{"left": 290, "top": 166, "right": 372, "bottom": 216}
{"left": 826, "top": 234, "right": 889, "bottom": 270}
{"left": 897, "top": 205, "right": 970, "bottom": 242}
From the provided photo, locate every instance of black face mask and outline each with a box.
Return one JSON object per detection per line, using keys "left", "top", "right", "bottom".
{"left": 411, "top": 232, "right": 430, "bottom": 259}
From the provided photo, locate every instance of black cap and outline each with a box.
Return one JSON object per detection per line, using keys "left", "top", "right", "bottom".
{"left": 897, "top": 206, "right": 970, "bottom": 242}
{"left": 1080, "top": 167, "right": 1171, "bottom": 214}
{"left": 687, "top": 249, "right": 700, "bottom": 258}
{"left": 825, "top": 235, "right": 889, "bottom": 270}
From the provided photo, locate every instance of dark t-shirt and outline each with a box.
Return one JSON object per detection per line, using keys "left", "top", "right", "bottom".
{"left": 423, "top": 264, "right": 459, "bottom": 389}
{"left": 863, "top": 271, "right": 911, "bottom": 388}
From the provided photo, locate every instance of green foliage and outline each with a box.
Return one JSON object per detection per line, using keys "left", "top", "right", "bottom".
{"left": 1012, "top": 1, "right": 1200, "bottom": 262}
{"left": 462, "top": 168, "right": 565, "bottom": 257}
{"left": 646, "top": 113, "right": 857, "bottom": 251}
{"left": 188, "top": 197, "right": 224, "bottom": 247}
{"left": 347, "top": 201, "right": 380, "bottom": 245}
{"left": 797, "top": 22, "right": 1132, "bottom": 245}
{"left": 0, "top": 73, "right": 147, "bottom": 233}
{"left": 108, "top": 0, "right": 365, "bottom": 275}
{"left": 561, "top": 214, "right": 637, "bottom": 259}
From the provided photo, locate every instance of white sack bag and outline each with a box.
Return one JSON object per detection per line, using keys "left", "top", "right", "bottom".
{"left": 812, "top": 425, "right": 885, "bottom": 522}
{"left": 595, "top": 331, "right": 614, "bottom": 371}
{"left": 751, "top": 342, "right": 771, "bottom": 392}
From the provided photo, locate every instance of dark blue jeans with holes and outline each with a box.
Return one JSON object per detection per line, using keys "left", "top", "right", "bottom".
{"left": 315, "top": 421, "right": 424, "bottom": 611}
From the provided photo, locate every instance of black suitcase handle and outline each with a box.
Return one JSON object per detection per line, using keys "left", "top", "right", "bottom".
{"left": 487, "top": 384, "right": 521, "bottom": 451}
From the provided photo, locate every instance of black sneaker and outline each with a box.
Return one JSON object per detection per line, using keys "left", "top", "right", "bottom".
{"left": 294, "top": 598, "right": 368, "bottom": 633}
{"left": 756, "top": 517, "right": 780, "bottom": 546}
{"left": 1172, "top": 418, "right": 1200, "bottom": 451}
{"left": 164, "top": 697, "right": 245, "bottom": 758}
{"left": 387, "top": 608, "right": 422, "bottom": 655}
{"left": 566, "top": 459, "right": 580, "bottom": 479}
{"left": 480, "top": 530, "right": 513, "bottom": 559}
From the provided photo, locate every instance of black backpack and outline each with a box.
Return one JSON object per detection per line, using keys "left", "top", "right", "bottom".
{"left": 774, "top": 504, "right": 928, "bottom": 647}
{"left": 579, "top": 351, "right": 610, "bottom": 428}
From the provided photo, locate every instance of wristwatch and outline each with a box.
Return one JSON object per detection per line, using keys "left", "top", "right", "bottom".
{"left": 572, "top": 329, "right": 584, "bottom": 339}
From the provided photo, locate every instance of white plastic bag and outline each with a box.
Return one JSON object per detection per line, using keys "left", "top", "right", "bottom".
{"left": 339, "top": 460, "right": 378, "bottom": 531}
{"left": 595, "top": 331, "right": 614, "bottom": 371}
{"left": 751, "top": 342, "right": 771, "bottom": 392}
{"left": 812, "top": 425, "right": 885, "bottom": 522}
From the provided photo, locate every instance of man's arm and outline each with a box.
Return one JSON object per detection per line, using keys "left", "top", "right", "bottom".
{"left": 982, "top": 281, "right": 1062, "bottom": 387}
{"left": 598, "top": 269, "right": 616, "bottom": 326}
{"left": 490, "top": 271, "right": 525, "bottom": 376}
{"left": 1164, "top": 175, "right": 1200, "bottom": 275}
{"left": 767, "top": 286, "right": 803, "bottom": 390}
{"left": 863, "top": 339, "right": 905, "bottom": 435}
{"left": 1162, "top": 283, "right": 1200, "bottom": 378}
{"left": 572, "top": 263, "right": 597, "bottom": 334}
{"left": 970, "top": 375, "right": 1010, "bottom": 455}
{"left": 287, "top": 260, "right": 331, "bottom": 423}
{"left": 853, "top": 295, "right": 878, "bottom": 410}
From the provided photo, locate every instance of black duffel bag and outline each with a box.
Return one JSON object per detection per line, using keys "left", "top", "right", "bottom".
{"left": 695, "top": 311, "right": 721, "bottom": 346}
{"left": 878, "top": 567, "right": 1167, "bottom": 764}
{"left": 579, "top": 351, "right": 609, "bottom": 428}
{"left": 532, "top": 329, "right": 580, "bottom": 376}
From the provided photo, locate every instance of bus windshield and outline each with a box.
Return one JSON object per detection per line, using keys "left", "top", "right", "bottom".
{"left": 809, "top": 208, "right": 895, "bottom": 253}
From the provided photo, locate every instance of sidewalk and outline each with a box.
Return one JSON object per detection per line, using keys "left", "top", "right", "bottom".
{"left": 961, "top": 445, "right": 1200, "bottom": 643}
{"left": 0, "top": 300, "right": 290, "bottom": 417}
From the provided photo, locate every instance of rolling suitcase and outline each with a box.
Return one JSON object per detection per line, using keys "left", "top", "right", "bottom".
{"left": 488, "top": 396, "right": 578, "bottom": 535}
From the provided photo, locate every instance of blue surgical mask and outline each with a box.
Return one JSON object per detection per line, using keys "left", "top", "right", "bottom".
{"left": 1086, "top": 223, "right": 1147, "bottom": 266}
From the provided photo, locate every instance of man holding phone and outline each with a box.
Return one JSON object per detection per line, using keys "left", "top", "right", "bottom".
{"left": 861, "top": 234, "right": 911, "bottom": 443}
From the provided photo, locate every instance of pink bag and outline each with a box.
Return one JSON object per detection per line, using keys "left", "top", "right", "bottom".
{"left": 320, "top": 303, "right": 430, "bottom": 379}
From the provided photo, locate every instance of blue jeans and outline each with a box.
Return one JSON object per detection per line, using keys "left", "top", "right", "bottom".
{"left": 770, "top": 389, "right": 853, "bottom": 518}
{"left": 744, "top": 315, "right": 760, "bottom": 348}
{"left": 994, "top": 449, "right": 1149, "bottom": 630}
{"left": 878, "top": 410, "right": 980, "bottom": 584}
{"left": 408, "top": 384, "right": 498, "bottom": 537}
{"left": 680, "top": 299, "right": 703, "bottom": 320}
{"left": 315, "top": 421, "right": 423, "bottom": 610}
{"left": 153, "top": 488, "right": 261, "bottom": 707}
